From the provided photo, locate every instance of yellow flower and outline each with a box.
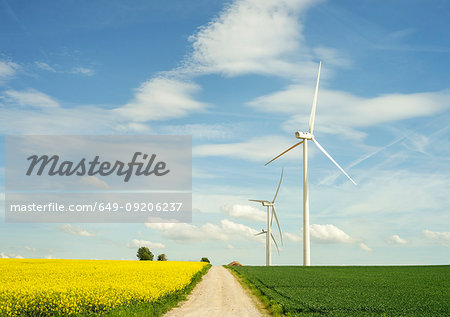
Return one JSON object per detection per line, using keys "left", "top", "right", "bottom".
{"left": 0, "top": 259, "right": 206, "bottom": 316}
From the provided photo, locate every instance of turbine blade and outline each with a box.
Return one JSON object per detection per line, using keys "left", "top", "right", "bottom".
{"left": 248, "top": 199, "right": 267, "bottom": 203}
{"left": 272, "top": 206, "right": 283, "bottom": 245}
{"left": 312, "top": 138, "right": 357, "bottom": 185}
{"left": 309, "top": 61, "right": 322, "bottom": 134}
{"left": 271, "top": 233, "right": 280, "bottom": 255}
{"left": 265, "top": 141, "right": 303, "bottom": 166}
{"left": 254, "top": 231, "right": 265, "bottom": 236}
{"left": 272, "top": 168, "right": 284, "bottom": 203}
{"left": 271, "top": 207, "right": 274, "bottom": 229}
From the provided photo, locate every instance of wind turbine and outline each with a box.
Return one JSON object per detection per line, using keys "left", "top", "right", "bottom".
{"left": 249, "top": 169, "right": 284, "bottom": 266}
{"left": 265, "top": 61, "right": 356, "bottom": 266}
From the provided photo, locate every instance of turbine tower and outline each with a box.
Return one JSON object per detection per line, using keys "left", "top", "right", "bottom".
{"left": 249, "top": 169, "right": 284, "bottom": 266}
{"left": 265, "top": 62, "right": 356, "bottom": 266}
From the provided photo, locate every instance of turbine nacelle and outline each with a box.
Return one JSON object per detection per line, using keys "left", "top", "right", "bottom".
{"left": 295, "top": 131, "right": 313, "bottom": 140}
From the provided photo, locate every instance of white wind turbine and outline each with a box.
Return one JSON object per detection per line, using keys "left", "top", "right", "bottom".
{"left": 249, "top": 169, "right": 284, "bottom": 266}
{"left": 265, "top": 61, "right": 357, "bottom": 266}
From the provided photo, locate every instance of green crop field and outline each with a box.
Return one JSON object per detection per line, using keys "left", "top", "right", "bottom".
{"left": 229, "top": 265, "right": 450, "bottom": 316}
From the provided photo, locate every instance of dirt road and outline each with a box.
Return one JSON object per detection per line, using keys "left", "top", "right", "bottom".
{"left": 164, "top": 266, "right": 267, "bottom": 317}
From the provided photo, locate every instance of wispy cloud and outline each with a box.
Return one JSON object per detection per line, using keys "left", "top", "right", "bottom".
{"left": 158, "top": 123, "right": 244, "bottom": 140}
{"left": 221, "top": 204, "right": 266, "bottom": 222}
{"left": 310, "top": 224, "right": 372, "bottom": 252}
{"left": 60, "top": 224, "right": 96, "bottom": 237}
{"left": 127, "top": 239, "right": 165, "bottom": 250}
{"left": 193, "top": 135, "right": 298, "bottom": 162}
{"left": 114, "top": 77, "right": 208, "bottom": 122}
{"left": 285, "top": 232, "right": 302, "bottom": 242}
{"left": 2, "top": 89, "right": 60, "bottom": 108}
{"left": 249, "top": 86, "right": 450, "bottom": 140}
{"left": 71, "top": 66, "right": 95, "bottom": 76}
{"left": 145, "top": 219, "right": 261, "bottom": 243}
{"left": 422, "top": 230, "right": 450, "bottom": 247}
{"left": 0, "top": 252, "right": 24, "bottom": 258}
{"left": 35, "top": 61, "right": 57, "bottom": 72}
{"left": 0, "top": 79, "right": 204, "bottom": 133}
{"left": 358, "top": 243, "right": 373, "bottom": 252}
{"left": 78, "top": 176, "right": 110, "bottom": 189}
{"left": 389, "top": 234, "right": 408, "bottom": 245}
{"left": 0, "top": 60, "right": 20, "bottom": 83}
{"left": 310, "top": 224, "right": 354, "bottom": 244}
{"left": 341, "top": 170, "right": 450, "bottom": 217}
{"left": 34, "top": 61, "right": 95, "bottom": 76}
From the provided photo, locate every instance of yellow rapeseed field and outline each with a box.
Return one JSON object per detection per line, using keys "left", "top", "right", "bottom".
{"left": 0, "top": 259, "right": 207, "bottom": 316}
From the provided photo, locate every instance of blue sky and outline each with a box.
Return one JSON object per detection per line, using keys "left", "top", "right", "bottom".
{"left": 0, "top": 0, "right": 449, "bottom": 265}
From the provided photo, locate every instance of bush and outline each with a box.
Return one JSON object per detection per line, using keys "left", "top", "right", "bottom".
{"left": 200, "top": 257, "right": 210, "bottom": 263}
{"left": 157, "top": 254, "right": 167, "bottom": 261}
{"left": 136, "top": 247, "right": 154, "bottom": 261}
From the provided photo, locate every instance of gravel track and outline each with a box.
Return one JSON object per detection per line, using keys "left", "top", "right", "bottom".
{"left": 164, "top": 266, "right": 267, "bottom": 317}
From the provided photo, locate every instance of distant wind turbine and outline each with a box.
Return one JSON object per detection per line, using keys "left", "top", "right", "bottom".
{"left": 265, "top": 62, "right": 357, "bottom": 266}
{"left": 250, "top": 169, "right": 284, "bottom": 266}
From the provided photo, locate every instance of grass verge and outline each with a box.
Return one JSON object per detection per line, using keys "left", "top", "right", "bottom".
{"left": 225, "top": 265, "right": 284, "bottom": 316}
{"left": 98, "top": 263, "right": 211, "bottom": 317}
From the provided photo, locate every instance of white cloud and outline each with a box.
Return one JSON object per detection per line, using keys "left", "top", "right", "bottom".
{"left": 249, "top": 86, "right": 450, "bottom": 140}
{"left": 145, "top": 219, "right": 261, "bottom": 243}
{"left": 35, "top": 61, "right": 57, "bottom": 72}
{"left": 0, "top": 60, "right": 20, "bottom": 82}
{"left": 389, "top": 234, "right": 408, "bottom": 245}
{"left": 115, "top": 77, "right": 207, "bottom": 122}
{"left": 422, "top": 230, "right": 450, "bottom": 247}
{"left": 306, "top": 224, "right": 373, "bottom": 251}
{"left": 72, "top": 66, "right": 95, "bottom": 76}
{"left": 194, "top": 135, "right": 300, "bottom": 162}
{"left": 60, "top": 224, "right": 96, "bottom": 237}
{"left": 24, "top": 246, "right": 37, "bottom": 252}
{"left": 285, "top": 232, "right": 302, "bottom": 242}
{"left": 0, "top": 252, "right": 24, "bottom": 258}
{"left": 310, "top": 224, "right": 354, "bottom": 244}
{"left": 0, "top": 79, "right": 208, "bottom": 134}
{"left": 127, "top": 239, "right": 165, "bottom": 250}
{"left": 2, "top": 89, "right": 60, "bottom": 108}
{"left": 227, "top": 244, "right": 234, "bottom": 249}
{"left": 359, "top": 243, "right": 373, "bottom": 252}
{"left": 185, "top": 0, "right": 323, "bottom": 78}
{"left": 145, "top": 222, "right": 223, "bottom": 241}
{"left": 78, "top": 176, "right": 110, "bottom": 189}
{"left": 221, "top": 218, "right": 261, "bottom": 239}
{"left": 221, "top": 204, "right": 266, "bottom": 222}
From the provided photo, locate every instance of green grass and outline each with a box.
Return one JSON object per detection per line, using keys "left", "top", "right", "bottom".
{"left": 228, "top": 265, "right": 450, "bottom": 316}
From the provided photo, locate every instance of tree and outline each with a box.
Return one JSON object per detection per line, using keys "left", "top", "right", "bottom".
{"left": 200, "top": 257, "right": 210, "bottom": 263}
{"left": 157, "top": 254, "right": 167, "bottom": 261}
{"left": 136, "top": 247, "right": 154, "bottom": 261}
